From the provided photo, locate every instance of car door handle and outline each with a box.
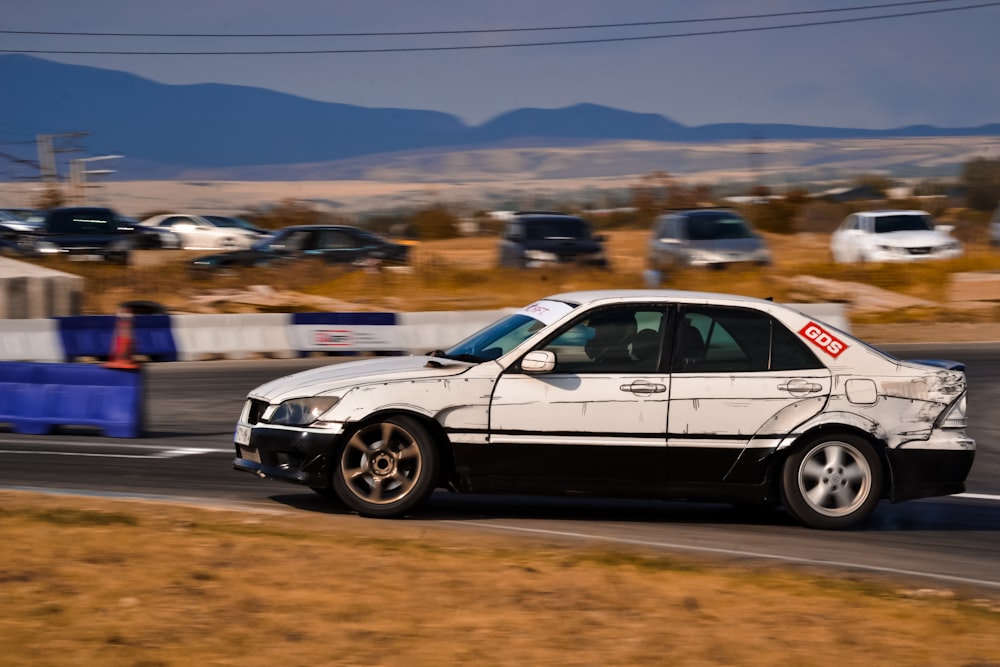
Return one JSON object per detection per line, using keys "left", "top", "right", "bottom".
{"left": 620, "top": 380, "right": 666, "bottom": 396}
{"left": 778, "top": 379, "right": 824, "bottom": 395}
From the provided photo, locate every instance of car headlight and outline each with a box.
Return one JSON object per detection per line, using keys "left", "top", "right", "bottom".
{"left": 34, "top": 240, "right": 62, "bottom": 254}
{"left": 877, "top": 245, "right": 908, "bottom": 256}
{"left": 688, "top": 249, "right": 724, "bottom": 263}
{"left": 267, "top": 396, "right": 340, "bottom": 426}
{"left": 525, "top": 250, "right": 559, "bottom": 261}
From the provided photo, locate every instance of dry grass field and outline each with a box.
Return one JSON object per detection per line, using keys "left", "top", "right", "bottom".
{"left": 43, "top": 226, "right": 1000, "bottom": 344}
{"left": 2, "top": 491, "right": 999, "bottom": 667}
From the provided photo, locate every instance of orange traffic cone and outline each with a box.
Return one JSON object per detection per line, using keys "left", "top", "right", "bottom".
{"left": 104, "top": 308, "right": 140, "bottom": 370}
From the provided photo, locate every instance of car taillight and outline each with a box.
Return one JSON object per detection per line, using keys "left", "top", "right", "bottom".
{"left": 935, "top": 392, "right": 967, "bottom": 429}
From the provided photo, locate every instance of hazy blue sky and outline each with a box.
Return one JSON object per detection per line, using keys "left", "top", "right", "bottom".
{"left": 7, "top": 0, "right": 1000, "bottom": 129}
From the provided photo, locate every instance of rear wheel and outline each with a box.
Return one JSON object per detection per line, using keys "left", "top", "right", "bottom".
{"left": 332, "top": 415, "right": 438, "bottom": 518}
{"left": 781, "top": 433, "right": 882, "bottom": 530}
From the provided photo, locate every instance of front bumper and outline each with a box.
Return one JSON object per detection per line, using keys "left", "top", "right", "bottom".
{"left": 233, "top": 423, "right": 338, "bottom": 488}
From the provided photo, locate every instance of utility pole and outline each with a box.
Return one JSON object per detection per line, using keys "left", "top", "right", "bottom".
{"left": 36, "top": 131, "right": 89, "bottom": 182}
{"left": 37, "top": 134, "right": 57, "bottom": 183}
{"left": 70, "top": 154, "right": 123, "bottom": 204}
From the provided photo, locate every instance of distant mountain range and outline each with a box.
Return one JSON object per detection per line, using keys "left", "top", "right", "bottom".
{"left": 3, "top": 54, "right": 999, "bottom": 181}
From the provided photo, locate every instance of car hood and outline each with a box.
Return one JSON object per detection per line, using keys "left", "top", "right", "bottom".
{"left": 688, "top": 237, "right": 766, "bottom": 253}
{"left": 870, "top": 230, "right": 955, "bottom": 247}
{"left": 527, "top": 238, "right": 604, "bottom": 254}
{"left": 192, "top": 249, "right": 270, "bottom": 265}
{"left": 248, "top": 355, "right": 475, "bottom": 403}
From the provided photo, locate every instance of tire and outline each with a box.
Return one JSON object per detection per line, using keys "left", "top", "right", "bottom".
{"left": 780, "top": 433, "right": 882, "bottom": 530}
{"left": 332, "top": 415, "right": 439, "bottom": 518}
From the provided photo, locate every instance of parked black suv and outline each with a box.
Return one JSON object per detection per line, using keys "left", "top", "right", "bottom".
{"left": 498, "top": 212, "right": 609, "bottom": 269}
{"left": 15, "top": 206, "right": 159, "bottom": 264}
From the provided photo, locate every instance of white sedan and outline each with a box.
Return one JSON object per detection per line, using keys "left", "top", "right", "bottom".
{"left": 232, "top": 290, "right": 974, "bottom": 530}
{"left": 139, "top": 213, "right": 260, "bottom": 250}
{"left": 830, "top": 209, "right": 963, "bottom": 263}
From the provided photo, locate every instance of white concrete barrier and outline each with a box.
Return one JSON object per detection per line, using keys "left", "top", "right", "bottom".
{"left": 171, "top": 313, "right": 295, "bottom": 360}
{"left": 0, "top": 318, "right": 64, "bottom": 362}
{"left": 289, "top": 322, "right": 403, "bottom": 353}
{"left": 396, "top": 309, "right": 516, "bottom": 354}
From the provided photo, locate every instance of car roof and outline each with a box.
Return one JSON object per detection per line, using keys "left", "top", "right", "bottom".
{"left": 676, "top": 208, "right": 738, "bottom": 215}
{"left": 48, "top": 206, "right": 118, "bottom": 215}
{"left": 856, "top": 209, "right": 929, "bottom": 217}
{"left": 542, "top": 289, "right": 778, "bottom": 309}
{"left": 276, "top": 224, "right": 367, "bottom": 231}
{"left": 513, "top": 212, "right": 586, "bottom": 220}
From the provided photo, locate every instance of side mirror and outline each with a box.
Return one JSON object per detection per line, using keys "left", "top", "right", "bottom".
{"left": 935, "top": 224, "right": 955, "bottom": 234}
{"left": 594, "top": 233, "right": 608, "bottom": 242}
{"left": 521, "top": 350, "right": 556, "bottom": 374}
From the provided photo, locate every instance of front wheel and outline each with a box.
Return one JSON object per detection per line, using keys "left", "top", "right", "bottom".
{"left": 781, "top": 433, "right": 882, "bottom": 530}
{"left": 332, "top": 415, "right": 439, "bottom": 518}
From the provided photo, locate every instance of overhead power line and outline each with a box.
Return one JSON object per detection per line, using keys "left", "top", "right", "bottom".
{"left": 1, "top": 1, "right": 997, "bottom": 55}
{"left": 0, "top": 0, "right": 972, "bottom": 38}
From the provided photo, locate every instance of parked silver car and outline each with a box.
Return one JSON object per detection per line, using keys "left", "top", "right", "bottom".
{"left": 647, "top": 209, "right": 771, "bottom": 272}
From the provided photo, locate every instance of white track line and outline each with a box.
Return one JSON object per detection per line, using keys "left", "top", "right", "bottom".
{"left": 445, "top": 520, "right": 1000, "bottom": 589}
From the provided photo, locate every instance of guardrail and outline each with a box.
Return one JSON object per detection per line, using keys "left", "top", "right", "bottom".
{"left": 0, "top": 305, "right": 848, "bottom": 363}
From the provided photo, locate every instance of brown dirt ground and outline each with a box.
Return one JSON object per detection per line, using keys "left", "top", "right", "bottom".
{"left": 2, "top": 491, "right": 999, "bottom": 667}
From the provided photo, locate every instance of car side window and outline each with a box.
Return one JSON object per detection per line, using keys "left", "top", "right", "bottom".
{"left": 672, "top": 306, "right": 821, "bottom": 373}
{"left": 274, "top": 230, "right": 310, "bottom": 253}
{"left": 538, "top": 306, "right": 667, "bottom": 374}
{"left": 318, "top": 230, "right": 354, "bottom": 249}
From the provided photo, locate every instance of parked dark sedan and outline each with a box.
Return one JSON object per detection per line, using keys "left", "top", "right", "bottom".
{"left": 189, "top": 224, "right": 410, "bottom": 275}
{"left": 13, "top": 206, "right": 166, "bottom": 264}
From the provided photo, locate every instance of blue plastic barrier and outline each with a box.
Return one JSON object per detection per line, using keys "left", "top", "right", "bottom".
{"left": 55, "top": 315, "right": 116, "bottom": 362}
{"left": 54, "top": 314, "right": 178, "bottom": 362}
{"left": 0, "top": 362, "right": 144, "bottom": 438}
{"left": 133, "top": 314, "right": 178, "bottom": 362}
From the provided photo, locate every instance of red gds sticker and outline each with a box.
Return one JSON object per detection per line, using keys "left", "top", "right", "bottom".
{"left": 799, "top": 322, "right": 849, "bottom": 358}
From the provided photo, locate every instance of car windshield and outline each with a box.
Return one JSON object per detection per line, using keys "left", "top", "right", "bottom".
{"left": 686, "top": 213, "right": 754, "bottom": 240}
{"left": 251, "top": 229, "right": 307, "bottom": 251}
{"left": 873, "top": 214, "right": 934, "bottom": 234}
{"left": 206, "top": 215, "right": 258, "bottom": 231}
{"left": 440, "top": 299, "right": 578, "bottom": 362}
{"left": 524, "top": 219, "right": 591, "bottom": 241}
{"left": 204, "top": 216, "right": 243, "bottom": 229}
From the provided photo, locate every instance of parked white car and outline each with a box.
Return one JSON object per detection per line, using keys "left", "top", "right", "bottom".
{"left": 139, "top": 213, "right": 259, "bottom": 250}
{"left": 830, "top": 210, "right": 963, "bottom": 263}
{"left": 232, "top": 289, "right": 974, "bottom": 530}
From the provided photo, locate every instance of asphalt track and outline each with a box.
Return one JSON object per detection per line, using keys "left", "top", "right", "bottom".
{"left": 1, "top": 343, "right": 998, "bottom": 593}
